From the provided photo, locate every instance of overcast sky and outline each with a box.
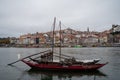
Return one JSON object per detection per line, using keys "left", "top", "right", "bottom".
{"left": 0, "top": 0, "right": 120, "bottom": 37}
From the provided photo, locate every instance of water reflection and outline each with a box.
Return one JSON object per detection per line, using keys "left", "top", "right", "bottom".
{"left": 18, "top": 69, "right": 107, "bottom": 80}
{"left": 9, "top": 64, "right": 107, "bottom": 80}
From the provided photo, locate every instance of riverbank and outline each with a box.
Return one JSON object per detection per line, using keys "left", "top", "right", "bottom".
{"left": 0, "top": 43, "right": 120, "bottom": 48}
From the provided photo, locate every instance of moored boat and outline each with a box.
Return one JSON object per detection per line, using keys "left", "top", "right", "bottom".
{"left": 21, "top": 55, "right": 108, "bottom": 71}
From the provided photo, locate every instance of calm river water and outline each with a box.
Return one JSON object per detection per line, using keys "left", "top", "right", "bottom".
{"left": 0, "top": 47, "right": 120, "bottom": 80}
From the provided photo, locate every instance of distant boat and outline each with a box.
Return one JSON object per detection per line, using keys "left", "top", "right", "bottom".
{"left": 8, "top": 17, "right": 108, "bottom": 71}
{"left": 74, "top": 45, "right": 82, "bottom": 48}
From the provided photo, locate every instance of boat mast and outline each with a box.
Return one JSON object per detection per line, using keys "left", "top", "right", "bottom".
{"left": 59, "top": 21, "right": 62, "bottom": 61}
{"left": 52, "top": 17, "right": 56, "bottom": 54}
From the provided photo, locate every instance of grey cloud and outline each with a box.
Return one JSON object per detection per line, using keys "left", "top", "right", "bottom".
{"left": 0, "top": 0, "right": 120, "bottom": 37}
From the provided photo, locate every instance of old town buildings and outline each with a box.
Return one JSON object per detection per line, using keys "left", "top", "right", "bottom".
{"left": 108, "top": 25, "right": 120, "bottom": 46}
{"left": 9, "top": 25, "right": 120, "bottom": 47}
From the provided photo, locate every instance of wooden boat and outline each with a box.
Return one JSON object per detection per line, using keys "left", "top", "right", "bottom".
{"left": 22, "top": 57, "right": 108, "bottom": 71}
{"left": 8, "top": 17, "right": 108, "bottom": 71}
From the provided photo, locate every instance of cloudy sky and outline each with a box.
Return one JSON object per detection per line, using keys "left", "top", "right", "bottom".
{"left": 0, "top": 0, "right": 120, "bottom": 37}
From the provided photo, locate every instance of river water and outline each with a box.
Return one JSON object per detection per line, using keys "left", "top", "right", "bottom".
{"left": 0, "top": 47, "right": 120, "bottom": 80}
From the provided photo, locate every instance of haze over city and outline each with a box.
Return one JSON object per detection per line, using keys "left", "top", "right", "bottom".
{"left": 0, "top": 0, "right": 120, "bottom": 37}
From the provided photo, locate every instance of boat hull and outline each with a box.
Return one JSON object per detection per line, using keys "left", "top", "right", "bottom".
{"left": 22, "top": 60, "right": 108, "bottom": 71}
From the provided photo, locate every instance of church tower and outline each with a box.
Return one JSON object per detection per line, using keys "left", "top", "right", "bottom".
{"left": 87, "top": 27, "right": 89, "bottom": 32}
